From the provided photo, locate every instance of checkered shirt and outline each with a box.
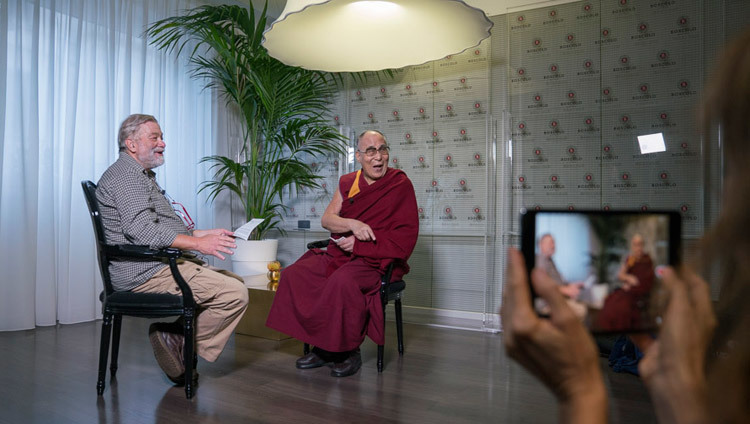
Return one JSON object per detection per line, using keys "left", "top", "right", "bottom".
{"left": 96, "top": 153, "right": 191, "bottom": 291}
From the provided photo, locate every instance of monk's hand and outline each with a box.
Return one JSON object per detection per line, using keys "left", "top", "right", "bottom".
{"left": 336, "top": 236, "right": 355, "bottom": 252}
{"left": 502, "top": 248, "right": 606, "bottom": 423}
{"left": 631, "top": 266, "right": 715, "bottom": 424}
{"left": 349, "top": 219, "right": 376, "bottom": 241}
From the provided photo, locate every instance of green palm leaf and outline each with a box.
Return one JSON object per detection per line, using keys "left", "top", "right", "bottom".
{"left": 147, "top": 1, "right": 350, "bottom": 240}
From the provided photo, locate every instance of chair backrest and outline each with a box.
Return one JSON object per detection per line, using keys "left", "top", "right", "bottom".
{"left": 81, "top": 180, "right": 116, "bottom": 296}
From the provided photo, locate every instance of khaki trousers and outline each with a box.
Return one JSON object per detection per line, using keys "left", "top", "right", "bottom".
{"left": 133, "top": 262, "right": 249, "bottom": 362}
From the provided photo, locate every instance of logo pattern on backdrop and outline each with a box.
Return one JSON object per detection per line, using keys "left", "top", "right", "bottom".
{"left": 289, "top": 0, "right": 706, "bottom": 237}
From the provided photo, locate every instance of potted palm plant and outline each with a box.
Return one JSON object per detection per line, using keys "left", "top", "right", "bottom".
{"left": 147, "top": 2, "right": 347, "bottom": 275}
{"left": 587, "top": 214, "right": 628, "bottom": 286}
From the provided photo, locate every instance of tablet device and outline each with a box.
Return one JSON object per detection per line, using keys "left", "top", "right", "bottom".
{"left": 520, "top": 209, "right": 681, "bottom": 333}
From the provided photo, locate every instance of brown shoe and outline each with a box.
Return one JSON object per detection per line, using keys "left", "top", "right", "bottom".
{"left": 149, "top": 323, "right": 185, "bottom": 381}
{"left": 330, "top": 349, "right": 362, "bottom": 377}
{"left": 169, "top": 370, "right": 200, "bottom": 387}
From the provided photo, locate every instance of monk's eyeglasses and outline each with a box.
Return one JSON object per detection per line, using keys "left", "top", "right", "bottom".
{"left": 358, "top": 145, "right": 390, "bottom": 157}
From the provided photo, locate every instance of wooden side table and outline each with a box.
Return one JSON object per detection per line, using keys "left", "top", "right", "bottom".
{"left": 235, "top": 274, "right": 290, "bottom": 340}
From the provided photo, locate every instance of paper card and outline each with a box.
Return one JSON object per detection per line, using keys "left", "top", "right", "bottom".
{"left": 233, "top": 218, "right": 264, "bottom": 240}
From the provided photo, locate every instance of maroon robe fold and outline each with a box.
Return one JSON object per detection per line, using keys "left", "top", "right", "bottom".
{"left": 595, "top": 254, "right": 655, "bottom": 332}
{"left": 266, "top": 168, "right": 419, "bottom": 352}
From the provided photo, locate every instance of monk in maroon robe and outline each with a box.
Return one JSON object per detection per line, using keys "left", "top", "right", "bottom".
{"left": 266, "top": 130, "right": 419, "bottom": 377}
{"left": 595, "top": 234, "right": 656, "bottom": 332}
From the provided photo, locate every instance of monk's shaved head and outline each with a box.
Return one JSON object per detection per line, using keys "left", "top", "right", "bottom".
{"left": 357, "top": 130, "right": 386, "bottom": 150}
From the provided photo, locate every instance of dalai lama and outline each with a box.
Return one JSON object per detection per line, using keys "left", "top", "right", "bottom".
{"left": 266, "top": 129, "right": 419, "bottom": 377}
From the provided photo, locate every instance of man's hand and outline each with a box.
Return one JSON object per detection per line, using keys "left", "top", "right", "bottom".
{"left": 349, "top": 219, "right": 376, "bottom": 241}
{"left": 631, "top": 267, "right": 715, "bottom": 424}
{"left": 335, "top": 235, "right": 355, "bottom": 252}
{"left": 502, "top": 248, "right": 607, "bottom": 424}
{"left": 193, "top": 228, "right": 234, "bottom": 238}
{"left": 559, "top": 283, "right": 583, "bottom": 299}
{"left": 173, "top": 229, "right": 236, "bottom": 261}
{"left": 193, "top": 229, "right": 236, "bottom": 260}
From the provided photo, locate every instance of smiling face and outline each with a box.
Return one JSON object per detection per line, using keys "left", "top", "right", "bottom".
{"left": 356, "top": 130, "right": 389, "bottom": 184}
{"left": 126, "top": 121, "right": 165, "bottom": 170}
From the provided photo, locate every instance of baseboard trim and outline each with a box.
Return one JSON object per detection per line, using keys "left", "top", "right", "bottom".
{"left": 385, "top": 304, "right": 502, "bottom": 333}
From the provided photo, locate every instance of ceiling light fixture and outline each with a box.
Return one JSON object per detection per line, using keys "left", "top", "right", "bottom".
{"left": 262, "top": 0, "right": 493, "bottom": 72}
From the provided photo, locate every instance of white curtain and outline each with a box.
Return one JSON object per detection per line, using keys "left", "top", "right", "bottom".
{"left": 0, "top": 0, "right": 232, "bottom": 331}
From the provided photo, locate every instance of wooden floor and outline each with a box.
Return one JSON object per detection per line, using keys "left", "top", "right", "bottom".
{"left": 0, "top": 319, "right": 656, "bottom": 424}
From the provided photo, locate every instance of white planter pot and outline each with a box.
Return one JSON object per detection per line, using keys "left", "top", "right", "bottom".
{"left": 231, "top": 239, "right": 278, "bottom": 277}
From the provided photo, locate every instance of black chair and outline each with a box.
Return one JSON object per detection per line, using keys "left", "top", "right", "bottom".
{"left": 303, "top": 240, "right": 405, "bottom": 372}
{"left": 81, "top": 180, "right": 197, "bottom": 399}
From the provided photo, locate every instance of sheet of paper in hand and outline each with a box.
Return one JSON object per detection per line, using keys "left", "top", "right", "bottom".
{"left": 233, "top": 219, "right": 265, "bottom": 240}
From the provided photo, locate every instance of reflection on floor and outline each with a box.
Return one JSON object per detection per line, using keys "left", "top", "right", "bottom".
{"left": 0, "top": 319, "right": 655, "bottom": 423}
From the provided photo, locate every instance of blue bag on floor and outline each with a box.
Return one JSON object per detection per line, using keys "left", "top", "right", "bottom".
{"left": 608, "top": 335, "right": 643, "bottom": 376}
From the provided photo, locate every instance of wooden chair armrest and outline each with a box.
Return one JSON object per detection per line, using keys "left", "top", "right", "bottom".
{"left": 105, "top": 244, "right": 195, "bottom": 307}
{"left": 104, "top": 244, "right": 183, "bottom": 260}
{"left": 306, "top": 240, "right": 329, "bottom": 249}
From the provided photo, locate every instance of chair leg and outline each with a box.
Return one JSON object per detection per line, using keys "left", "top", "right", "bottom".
{"left": 378, "top": 297, "right": 387, "bottom": 373}
{"left": 110, "top": 315, "right": 122, "bottom": 376}
{"left": 377, "top": 345, "right": 384, "bottom": 373}
{"left": 183, "top": 310, "right": 196, "bottom": 399}
{"left": 303, "top": 343, "right": 310, "bottom": 355}
{"left": 97, "top": 313, "right": 113, "bottom": 395}
{"left": 395, "top": 299, "right": 404, "bottom": 355}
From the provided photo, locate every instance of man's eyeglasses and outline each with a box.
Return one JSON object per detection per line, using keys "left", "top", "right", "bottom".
{"left": 163, "top": 192, "right": 195, "bottom": 231}
{"left": 358, "top": 145, "right": 390, "bottom": 157}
